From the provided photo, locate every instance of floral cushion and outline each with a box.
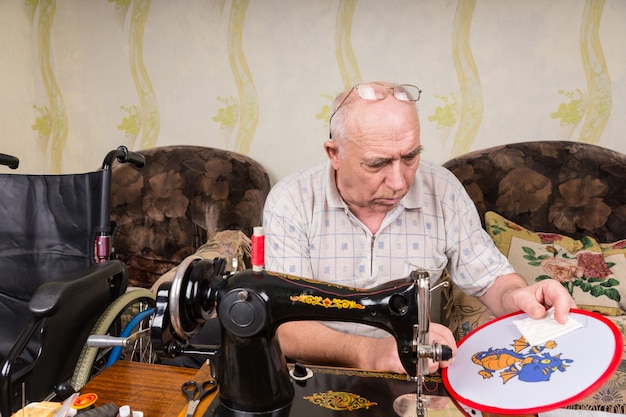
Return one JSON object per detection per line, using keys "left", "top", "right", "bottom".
{"left": 485, "top": 211, "right": 626, "bottom": 316}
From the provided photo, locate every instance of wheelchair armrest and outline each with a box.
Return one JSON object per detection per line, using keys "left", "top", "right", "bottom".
{"left": 28, "top": 260, "right": 128, "bottom": 318}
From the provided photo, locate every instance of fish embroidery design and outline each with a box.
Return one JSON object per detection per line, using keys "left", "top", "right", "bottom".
{"left": 471, "top": 337, "right": 574, "bottom": 383}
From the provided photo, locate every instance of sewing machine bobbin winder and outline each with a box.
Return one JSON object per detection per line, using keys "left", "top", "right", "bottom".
{"left": 150, "top": 255, "right": 452, "bottom": 417}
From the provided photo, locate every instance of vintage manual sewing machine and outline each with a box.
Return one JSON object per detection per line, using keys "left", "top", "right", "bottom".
{"left": 150, "top": 255, "right": 453, "bottom": 417}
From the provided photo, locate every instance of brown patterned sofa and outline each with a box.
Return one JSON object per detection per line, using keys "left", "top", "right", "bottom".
{"left": 109, "top": 145, "right": 271, "bottom": 288}
{"left": 442, "top": 141, "right": 626, "bottom": 414}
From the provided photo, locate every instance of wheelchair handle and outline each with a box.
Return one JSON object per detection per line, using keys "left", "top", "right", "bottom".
{"left": 97, "top": 146, "right": 146, "bottom": 248}
{"left": 101, "top": 146, "right": 145, "bottom": 170}
{"left": 0, "top": 153, "right": 19, "bottom": 169}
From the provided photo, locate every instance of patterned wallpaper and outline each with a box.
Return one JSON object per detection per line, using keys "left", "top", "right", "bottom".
{"left": 0, "top": 0, "right": 624, "bottom": 183}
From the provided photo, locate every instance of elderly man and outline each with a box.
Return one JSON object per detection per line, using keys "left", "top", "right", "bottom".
{"left": 262, "top": 81, "right": 576, "bottom": 374}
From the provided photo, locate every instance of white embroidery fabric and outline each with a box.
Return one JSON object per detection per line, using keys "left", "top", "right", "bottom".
{"left": 512, "top": 307, "right": 584, "bottom": 346}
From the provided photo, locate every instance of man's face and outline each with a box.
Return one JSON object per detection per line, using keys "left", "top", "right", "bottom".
{"left": 326, "top": 97, "right": 421, "bottom": 214}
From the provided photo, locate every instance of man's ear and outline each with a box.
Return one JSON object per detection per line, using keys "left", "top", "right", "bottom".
{"left": 324, "top": 140, "right": 340, "bottom": 168}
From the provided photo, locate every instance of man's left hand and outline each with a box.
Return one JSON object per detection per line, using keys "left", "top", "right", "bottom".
{"left": 480, "top": 273, "right": 577, "bottom": 323}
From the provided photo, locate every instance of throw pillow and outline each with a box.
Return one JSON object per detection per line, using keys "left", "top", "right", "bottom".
{"left": 485, "top": 211, "right": 626, "bottom": 316}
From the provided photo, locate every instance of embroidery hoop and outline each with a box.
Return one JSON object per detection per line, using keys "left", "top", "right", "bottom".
{"left": 442, "top": 309, "right": 622, "bottom": 415}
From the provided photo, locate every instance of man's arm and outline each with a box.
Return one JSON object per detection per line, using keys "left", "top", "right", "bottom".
{"left": 479, "top": 272, "right": 577, "bottom": 323}
{"left": 276, "top": 321, "right": 457, "bottom": 374}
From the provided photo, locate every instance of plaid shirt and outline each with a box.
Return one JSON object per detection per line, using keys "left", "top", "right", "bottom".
{"left": 263, "top": 159, "right": 513, "bottom": 337}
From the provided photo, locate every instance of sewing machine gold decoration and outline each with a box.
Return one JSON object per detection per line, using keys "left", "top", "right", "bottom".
{"left": 303, "top": 391, "right": 377, "bottom": 411}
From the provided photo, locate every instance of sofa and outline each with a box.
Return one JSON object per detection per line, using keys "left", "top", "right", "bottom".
{"left": 109, "top": 145, "right": 271, "bottom": 289}
{"left": 441, "top": 141, "right": 626, "bottom": 414}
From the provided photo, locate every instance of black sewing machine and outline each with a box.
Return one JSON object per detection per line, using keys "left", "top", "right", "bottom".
{"left": 150, "top": 255, "right": 452, "bottom": 417}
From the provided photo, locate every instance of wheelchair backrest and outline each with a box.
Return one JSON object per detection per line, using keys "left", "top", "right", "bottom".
{"left": 0, "top": 171, "right": 105, "bottom": 371}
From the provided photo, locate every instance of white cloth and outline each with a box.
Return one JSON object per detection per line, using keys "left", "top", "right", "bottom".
{"left": 513, "top": 307, "right": 583, "bottom": 345}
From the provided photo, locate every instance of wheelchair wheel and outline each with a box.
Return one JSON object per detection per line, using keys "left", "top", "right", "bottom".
{"left": 71, "top": 289, "right": 157, "bottom": 390}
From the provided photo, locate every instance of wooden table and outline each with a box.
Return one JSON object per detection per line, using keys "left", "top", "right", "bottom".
{"left": 81, "top": 361, "right": 465, "bottom": 417}
{"left": 81, "top": 361, "right": 216, "bottom": 417}
{"left": 81, "top": 361, "right": 535, "bottom": 417}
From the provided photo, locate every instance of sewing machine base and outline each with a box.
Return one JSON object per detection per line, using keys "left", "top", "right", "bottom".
{"left": 205, "top": 365, "right": 459, "bottom": 417}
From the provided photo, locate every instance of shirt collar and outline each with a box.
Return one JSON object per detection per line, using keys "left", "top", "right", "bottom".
{"left": 324, "top": 162, "right": 345, "bottom": 209}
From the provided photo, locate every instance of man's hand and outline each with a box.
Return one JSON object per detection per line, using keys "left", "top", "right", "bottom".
{"left": 480, "top": 273, "right": 577, "bottom": 323}
{"left": 427, "top": 322, "right": 458, "bottom": 372}
{"left": 505, "top": 278, "right": 578, "bottom": 323}
{"left": 363, "top": 322, "right": 456, "bottom": 374}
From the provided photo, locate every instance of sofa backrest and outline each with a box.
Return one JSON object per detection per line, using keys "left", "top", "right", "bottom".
{"left": 110, "top": 145, "right": 271, "bottom": 288}
{"left": 443, "top": 141, "right": 626, "bottom": 242}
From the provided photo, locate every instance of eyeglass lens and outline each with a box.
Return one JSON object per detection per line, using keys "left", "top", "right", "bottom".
{"left": 355, "top": 83, "right": 421, "bottom": 102}
{"left": 328, "top": 82, "right": 421, "bottom": 139}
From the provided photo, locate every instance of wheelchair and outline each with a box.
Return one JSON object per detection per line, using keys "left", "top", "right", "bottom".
{"left": 0, "top": 147, "right": 156, "bottom": 416}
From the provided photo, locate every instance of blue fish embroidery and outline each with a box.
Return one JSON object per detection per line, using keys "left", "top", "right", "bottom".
{"left": 471, "top": 337, "right": 573, "bottom": 383}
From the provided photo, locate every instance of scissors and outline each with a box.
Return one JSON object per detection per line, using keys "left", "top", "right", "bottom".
{"left": 181, "top": 379, "right": 218, "bottom": 417}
